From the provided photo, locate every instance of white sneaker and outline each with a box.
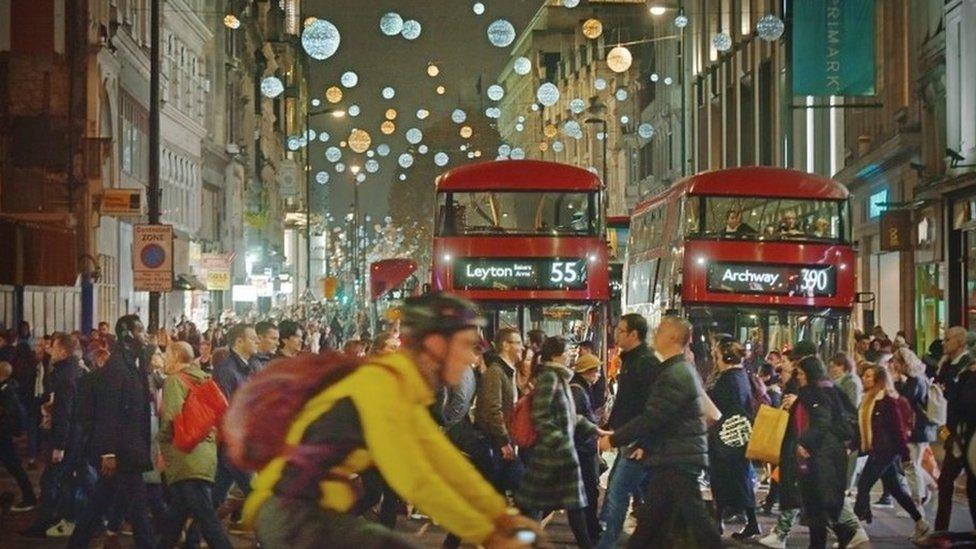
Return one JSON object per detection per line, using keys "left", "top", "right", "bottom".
{"left": 758, "top": 531, "right": 787, "bottom": 549}
{"left": 849, "top": 528, "right": 870, "bottom": 547}
{"left": 912, "top": 518, "right": 931, "bottom": 540}
{"left": 10, "top": 500, "right": 38, "bottom": 512}
{"left": 46, "top": 519, "right": 75, "bottom": 538}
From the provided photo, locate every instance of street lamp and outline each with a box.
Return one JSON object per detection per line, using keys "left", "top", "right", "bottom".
{"left": 304, "top": 105, "right": 346, "bottom": 299}
{"left": 585, "top": 100, "right": 609, "bottom": 236}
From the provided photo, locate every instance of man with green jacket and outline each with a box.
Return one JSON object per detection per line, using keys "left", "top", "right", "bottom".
{"left": 157, "top": 341, "right": 232, "bottom": 549}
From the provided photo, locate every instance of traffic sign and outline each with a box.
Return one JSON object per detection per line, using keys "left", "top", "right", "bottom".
{"left": 100, "top": 189, "right": 143, "bottom": 216}
{"left": 133, "top": 224, "right": 173, "bottom": 292}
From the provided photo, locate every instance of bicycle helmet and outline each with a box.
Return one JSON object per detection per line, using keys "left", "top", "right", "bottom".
{"left": 401, "top": 293, "right": 485, "bottom": 339}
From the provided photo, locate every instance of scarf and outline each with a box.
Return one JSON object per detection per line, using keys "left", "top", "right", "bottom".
{"left": 859, "top": 391, "right": 882, "bottom": 453}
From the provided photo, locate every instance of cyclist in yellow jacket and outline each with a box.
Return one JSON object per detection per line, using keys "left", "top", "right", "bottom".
{"left": 242, "top": 294, "right": 541, "bottom": 548}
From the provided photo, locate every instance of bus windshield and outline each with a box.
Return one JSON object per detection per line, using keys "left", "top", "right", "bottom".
{"left": 437, "top": 191, "right": 596, "bottom": 236}
{"left": 692, "top": 196, "right": 849, "bottom": 243}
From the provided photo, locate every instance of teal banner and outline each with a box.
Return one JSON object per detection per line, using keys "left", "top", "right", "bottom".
{"left": 792, "top": 0, "right": 876, "bottom": 96}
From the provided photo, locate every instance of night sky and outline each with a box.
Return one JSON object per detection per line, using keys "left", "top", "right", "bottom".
{"left": 303, "top": 0, "right": 545, "bottom": 221}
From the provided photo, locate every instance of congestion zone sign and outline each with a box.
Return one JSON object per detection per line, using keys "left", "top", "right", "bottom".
{"left": 133, "top": 224, "right": 174, "bottom": 292}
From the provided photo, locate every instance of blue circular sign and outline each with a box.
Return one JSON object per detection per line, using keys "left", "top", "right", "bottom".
{"left": 141, "top": 244, "right": 166, "bottom": 269}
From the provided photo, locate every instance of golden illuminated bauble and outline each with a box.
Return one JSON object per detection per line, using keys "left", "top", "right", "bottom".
{"left": 304, "top": 17, "right": 318, "bottom": 28}
{"left": 340, "top": 141, "right": 347, "bottom": 148}
{"left": 427, "top": 64, "right": 440, "bottom": 77}
{"left": 385, "top": 108, "right": 397, "bottom": 120}
{"left": 326, "top": 86, "right": 343, "bottom": 103}
{"left": 436, "top": 85, "right": 446, "bottom": 95}
{"left": 474, "top": 150, "right": 482, "bottom": 157}
{"left": 459, "top": 125, "right": 473, "bottom": 138}
{"left": 539, "top": 141, "right": 549, "bottom": 152}
{"left": 381, "top": 120, "right": 396, "bottom": 135}
{"left": 348, "top": 128, "right": 371, "bottom": 153}
{"left": 582, "top": 18, "right": 603, "bottom": 39}
{"left": 544, "top": 124, "right": 558, "bottom": 138}
{"left": 606, "top": 45, "right": 633, "bottom": 73}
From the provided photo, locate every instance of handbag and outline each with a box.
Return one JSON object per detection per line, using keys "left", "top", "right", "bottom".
{"left": 172, "top": 372, "right": 229, "bottom": 453}
{"left": 745, "top": 404, "right": 790, "bottom": 464}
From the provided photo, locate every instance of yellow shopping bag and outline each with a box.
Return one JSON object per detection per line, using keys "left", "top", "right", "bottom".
{"left": 745, "top": 404, "right": 790, "bottom": 465}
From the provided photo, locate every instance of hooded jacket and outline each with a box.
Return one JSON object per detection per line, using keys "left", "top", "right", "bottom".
{"left": 158, "top": 364, "right": 218, "bottom": 484}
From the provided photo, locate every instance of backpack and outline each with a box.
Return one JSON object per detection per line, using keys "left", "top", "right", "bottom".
{"left": 748, "top": 371, "right": 772, "bottom": 415}
{"left": 508, "top": 390, "right": 538, "bottom": 448}
{"left": 924, "top": 381, "right": 947, "bottom": 426}
{"left": 171, "top": 372, "right": 229, "bottom": 453}
{"left": 222, "top": 352, "right": 361, "bottom": 471}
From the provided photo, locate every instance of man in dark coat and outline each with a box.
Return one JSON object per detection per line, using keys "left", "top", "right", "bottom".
{"left": 474, "top": 327, "right": 524, "bottom": 494}
{"left": 0, "top": 359, "right": 36, "bottom": 511}
{"left": 600, "top": 315, "right": 722, "bottom": 549}
{"left": 934, "top": 326, "right": 976, "bottom": 531}
{"left": 21, "top": 332, "right": 83, "bottom": 537}
{"left": 68, "top": 315, "right": 155, "bottom": 549}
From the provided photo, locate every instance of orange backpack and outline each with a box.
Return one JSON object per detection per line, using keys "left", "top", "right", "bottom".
{"left": 507, "top": 390, "right": 538, "bottom": 448}
{"left": 172, "top": 372, "right": 229, "bottom": 453}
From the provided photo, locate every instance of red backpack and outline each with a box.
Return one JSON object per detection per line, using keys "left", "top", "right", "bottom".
{"left": 507, "top": 390, "right": 538, "bottom": 448}
{"left": 172, "top": 372, "right": 229, "bottom": 453}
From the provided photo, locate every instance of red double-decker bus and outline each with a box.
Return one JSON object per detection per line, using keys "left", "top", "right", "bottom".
{"left": 624, "top": 167, "right": 855, "bottom": 366}
{"left": 431, "top": 160, "right": 609, "bottom": 346}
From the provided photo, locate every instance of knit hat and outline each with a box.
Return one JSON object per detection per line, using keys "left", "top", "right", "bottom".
{"left": 573, "top": 354, "right": 601, "bottom": 373}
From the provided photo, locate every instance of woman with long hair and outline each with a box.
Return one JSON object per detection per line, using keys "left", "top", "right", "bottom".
{"left": 516, "top": 336, "right": 599, "bottom": 548}
{"left": 707, "top": 336, "right": 759, "bottom": 539}
{"left": 889, "top": 347, "right": 938, "bottom": 508}
{"left": 853, "top": 364, "right": 930, "bottom": 539}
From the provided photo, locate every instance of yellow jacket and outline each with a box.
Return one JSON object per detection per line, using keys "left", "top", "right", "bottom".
{"left": 243, "top": 351, "right": 508, "bottom": 543}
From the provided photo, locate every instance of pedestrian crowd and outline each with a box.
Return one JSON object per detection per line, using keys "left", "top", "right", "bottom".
{"left": 0, "top": 305, "right": 974, "bottom": 549}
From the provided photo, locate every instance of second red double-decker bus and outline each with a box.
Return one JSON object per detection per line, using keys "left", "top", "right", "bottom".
{"left": 431, "top": 160, "right": 609, "bottom": 346}
{"left": 624, "top": 167, "right": 855, "bottom": 367}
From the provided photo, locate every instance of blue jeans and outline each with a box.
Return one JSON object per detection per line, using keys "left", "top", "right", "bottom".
{"left": 69, "top": 470, "right": 155, "bottom": 548}
{"left": 160, "top": 479, "right": 232, "bottom": 549}
{"left": 596, "top": 454, "right": 649, "bottom": 549}
{"left": 212, "top": 450, "right": 252, "bottom": 509}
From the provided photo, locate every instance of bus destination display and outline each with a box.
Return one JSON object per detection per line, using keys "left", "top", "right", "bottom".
{"left": 453, "top": 258, "right": 588, "bottom": 290}
{"left": 707, "top": 262, "right": 836, "bottom": 297}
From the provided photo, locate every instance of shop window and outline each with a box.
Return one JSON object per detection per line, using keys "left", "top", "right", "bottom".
{"left": 868, "top": 189, "right": 888, "bottom": 219}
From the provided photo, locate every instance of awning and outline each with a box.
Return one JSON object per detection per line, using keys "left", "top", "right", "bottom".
{"left": 174, "top": 273, "right": 208, "bottom": 291}
{"left": 0, "top": 218, "right": 78, "bottom": 286}
{"left": 370, "top": 259, "right": 418, "bottom": 300}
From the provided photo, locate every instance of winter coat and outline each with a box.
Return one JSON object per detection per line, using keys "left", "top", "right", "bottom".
{"left": 89, "top": 344, "right": 154, "bottom": 473}
{"left": 213, "top": 350, "right": 253, "bottom": 403}
{"left": 569, "top": 374, "right": 598, "bottom": 456}
{"left": 833, "top": 371, "right": 863, "bottom": 412}
{"left": 48, "top": 357, "right": 83, "bottom": 452}
{"left": 516, "top": 362, "right": 597, "bottom": 512}
{"left": 860, "top": 394, "right": 911, "bottom": 462}
{"left": 794, "top": 382, "right": 849, "bottom": 524}
{"left": 896, "top": 376, "right": 937, "bottom": 443}
{"left": 707, "top": 367, "right": 755, "bottom": 510}
{"left": 474, "top": 356, "right": 517, "bottom": 448}
{"left": 607, "top": 344, "right": 657, "bottom": 430}
{"left": 609, "top": 353, "right": 709, "bottom": 470}
{"left": 158, "top": 365, "right": 218, "bottom": 484}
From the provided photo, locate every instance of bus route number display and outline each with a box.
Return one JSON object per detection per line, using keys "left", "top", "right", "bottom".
{"left": 707, "top": 262, "right": 836, "bottom": 297}
{"left": 453, "top": 258, "right": 588, "bottom": 290}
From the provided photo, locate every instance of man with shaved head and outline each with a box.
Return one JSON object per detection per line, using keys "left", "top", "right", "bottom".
{"left": 599, "top": 315, "right": 721, "bottom": 548}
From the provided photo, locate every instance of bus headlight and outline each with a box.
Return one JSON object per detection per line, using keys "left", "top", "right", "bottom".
{"left": 443, "top": 254, "right": 452, "bottom": 262}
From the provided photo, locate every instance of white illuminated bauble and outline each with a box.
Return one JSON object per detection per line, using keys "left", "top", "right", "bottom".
{"left": 340, "top": 71, "right": 358, "bottom": 88}
{"left": 406, "top": 128, "right": 423, "bottom": 145}
{"left": 451, "top": 109, "right": 467, "bottom": 124}
{"left": 674, "top": 13, "right": 689, "bottom": 28}
{"left": 311, "top": 98, "right": 321, "bottom": 107}
{"left": 513, "top": 57, "right": 532, "bottom": 75}
{"left": 498, "top": 144, "right": 512, "bottom": 156}
{"left": 515, "top": 123, "right": 524, "bottom": 132}
{"left": 638, "top": 123, "right": 655, "bottom": 139}
{"left": 597, "top": 132, "right": 605, "bottom": 140}
{"left": 664, "top": 77, "right": 673, "bottom": 85}
{"left": 531, "top": 103, "right": 540, "bottom": 111}
{"left": 348, "top": 105, "right": 360, "bottom": 117}
{"left": 650, "top": 73, "right": 659, "bottom": 82}
{"left": 487, "top": 19, "right": 516, "bottom": 48}
{"left": 563, "top": 120, "right": 581, "bottom": 137}
{"left": 416, "top": 109, "right": 430, "bottom": 120}
{"left": 434, "top": 152, "right": 449, "bottom": 166}
{"left": 376, "top": 144, "right": 390, "bottom": 156}
{"left": 426, "top": 64, "right": 439, "bottom": 77}
{"left": 401, "top": 20, "right": 421, "bottom": 40}
{"left": 536, "top": 83, "right": 560, "bottom": 107}
{"left": 756, "top": 14, "right": 785, "bottom": 41}
{"left": 356, "top": 173, "right": 366, "bottom": 183}
{"left": 301, "top": 19, "right": 340, "bottom": 61}
{"left": 379, "top": 12, "right": 404, "bottom": 36}
{"left": 713, "top": 32, "right": 732, "bottom": 52}
{"left": 606, "top": 46, "right": 633, "bottom": 73}
{"left": 594, "top": 78, "right": 607, "bottom": 91}
{"left": 260, "top": 76, "right": 284, "bottom": 98}
{"left": 620, "top": 115, "right": 630, "bottom": 124}
{"left": 485, "top": 107, "right": 501, "bottom": 119}
{"left": 615, "top": 88, "right": 629, "bottom": 101}
{"left": 468, "top": 151, "right": 476, "bottom": 158}
{"left": 510, "top": 147, "right": 526, "bottom": 160}
{"left": 418, "top": 144, "right": 428, "bottom": 154}
{"left": 473, "top": 2, "right": 485, "bottom": 15}
{"left": 570, "top": 98, "right": 586, "bottom": 114}
{"left": 382, "top": 87, "right": 396, "bottom": 99}
{"left": 563, "top": 0, "right": 579, "bottom": 7}
{"left": 315, "top": 171, "right": 330, "bottom": 184}
{"left": 306, "top": 129, "right": 317, "bottom": 140}
{"left": 318, "top": 132, "right": 330, "bottom": 142}
{"left": 552, "top": 141, "right": 565, "bottom": 152}
{"left": 286, "top": 136, "right": 302, "bottom": 151}
{"left": 398, "top": 174, "right": 407, "bottom": 181}
{"left": 325, "top": 147, "right": 342, "bottom": 162}
{"left": 398, "top": 153, "right": 414, "bottom": 168}
{"left": 517, "top": 115, "right": 526, "bottom": 122}
{"left": 487, "top": 84, "right": 505, "bottom": 101}
{"left": 335, "top": 162, "right": 346, "bottom": 173}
